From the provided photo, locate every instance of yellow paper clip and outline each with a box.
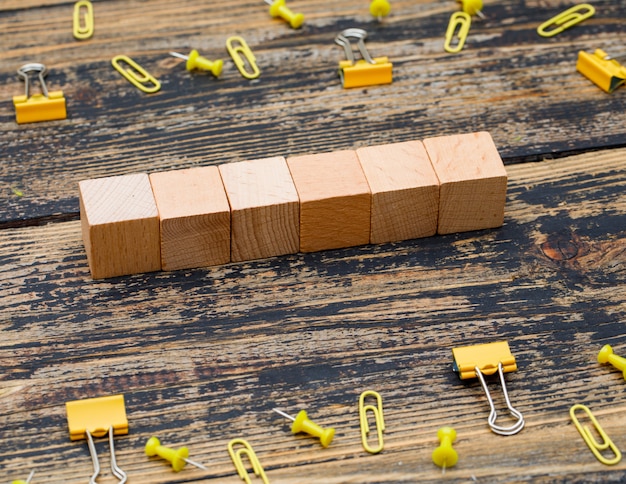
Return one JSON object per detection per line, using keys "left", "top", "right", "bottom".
{"left": 335, "top": 28, "right": 392, "bottom": 89}
{"left": 577, "top": 50, "right": 626, "bottom": 93}
{"left": 111, "top": 55, "right": 161, "bottom": 93}
{"left": 226, "top": 36, "right": 261, "bottom": 80}
{"left": 73, "top": 0, "right": 94, "bottom": 40}
{"left": 570, "top": 404, "right": 622, "bottom": 465}
{"left": 228, "top": 438, "right": 269, "bottom": 484}
{"left": 359, "top": 390, "right": 385, "bottom": 454}
{"left": 452, "top": 341, "right": 524, "bottom": 436}
{"left": 537, "top": 3, "right": 595, "bottom": 38}
{"left": 66, "top": 394, "right": 129, "bottom": 483}
{"left": 13, "top": 63, "right": 67, "bottom": 124}
{"left": 444, "top": 12, "right": 471, "bottom": 54}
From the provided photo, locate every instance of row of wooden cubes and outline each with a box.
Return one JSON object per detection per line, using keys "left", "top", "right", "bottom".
{"left": 79, "top": 131, "right": 508, "bottom": 279}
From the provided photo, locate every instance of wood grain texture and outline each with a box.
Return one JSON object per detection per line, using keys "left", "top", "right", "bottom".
{"left": 424, "top": 132, "right": 508, "bottom": 234}
{"left": 219, "top": 156, "right": 299, "bottom": 262}
{"left": 78, "top": 173, "right": 161, "bottom": 279}
{"left": 1, "top": 0, "right": 626, "bottom": 482}
{"left": 1, "top": 0, "right": 625, "bottom": 227}
{"left": 357, "top": 140, "right": 439, "bottom": 244}
{"left": 149, "top": 166, "right": 231, "bottom": 271}
{"left": 2, "top": 148, "right": 626, "bottom": 483}
{"left": 287, "top": 150, "right": 371, "bottom": 252}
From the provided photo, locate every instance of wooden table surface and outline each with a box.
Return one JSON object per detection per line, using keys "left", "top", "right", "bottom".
{"left": 1, "top": 0, "right": 625, "bottom": 482}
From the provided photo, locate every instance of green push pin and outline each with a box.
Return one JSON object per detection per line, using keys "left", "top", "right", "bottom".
{"left": 170, "top": 50, "right": 223, "bottom": 77}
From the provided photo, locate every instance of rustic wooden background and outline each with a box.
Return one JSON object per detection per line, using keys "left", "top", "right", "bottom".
{"left": 1, "top": 0, "right": 625, "bottom": 483}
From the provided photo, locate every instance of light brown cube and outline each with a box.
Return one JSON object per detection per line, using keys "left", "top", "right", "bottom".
{"left": 423, "top": 132, "right": 507, "bottom": 234}
{"left": 219, "top": 156, "right": 299, "bottom": 262}
{"left": 357, "top": 141, "right": 440, "bottom": 244}
{"left": 149, "top": 166, "right": 231, "bottom": 271}
{"left": 79, "top": 173, "right": 161, "bottom": 279}
{"left": 286, "top": 150, "right": 371, "bottom": 252}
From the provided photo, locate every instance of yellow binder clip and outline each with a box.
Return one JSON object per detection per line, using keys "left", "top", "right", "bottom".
{"left": 228, "top": 438, "right": 269, "bottom": 484}
{"left": 444, "top": 12, "right": 471, "bottom": 54}
{"left": 577, "top": 50, "right": 626, "bottom": 93}
{"left": 226, "top": 36, "right": 261, "bottom": 80}
{"left": 73, "top": 0, "right": 94, "bottom": 40}
{"left": 66, "top": 394, "right": 129, "bottom": 483}
{"left": 335, "top": 28, "right": 392, "bottom": 89}
{"left": 452, "top": 341, "right": 525, "bottom": 436}
{"left": 13, "top": 63, "right": 67, "bottom": 125}
{"left": 359, "top": 390, "right": 385, "bottom": 454}
{"left": 537, "top": 3, "right": 595, "bottom": 38}
{"left": 112, "top": 55, "right": 161, "bottom": 93}
{"left": 570, "top": 404, "right": 622, "bottom": 465}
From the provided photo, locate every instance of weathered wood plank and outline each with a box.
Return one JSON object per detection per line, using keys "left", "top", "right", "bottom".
{"left": 1, "top": 0, "right": 625, "bottom": 225}
{"left": 1, "top": 148, "right": 625, "bottom": 482}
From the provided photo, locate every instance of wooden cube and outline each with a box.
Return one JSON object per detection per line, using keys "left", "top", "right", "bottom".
{"left": 219, "top": 156, "right": 299, "bottom": 262}
{"left": 423, "top": 132, "right": 507, "bottom": 234}
{"left": 149, "top": 166, "right": 231, "bottom": 271}
{"left": 286, "top": 150, "right": 371, "bottom": 252}
{"left": 79, "top": 173, "right": 161, "bottom": 279}
{"left": 357, "top": 141, "right": 440, "bottom": 244}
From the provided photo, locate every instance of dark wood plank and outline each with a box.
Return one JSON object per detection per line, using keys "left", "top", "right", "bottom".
{"left": 1, "top": 148, "right": 625, "bottom": 482}
{"left": 1, "top": 0, "right": 625, "bottom": 225}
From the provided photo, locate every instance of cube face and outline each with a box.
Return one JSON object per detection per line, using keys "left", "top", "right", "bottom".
{"left": 149, "top": 167, "right": 231, "bottom": 271}
{"left": 357, "top": 141, "right": 440, "bottom": 244}
{"left": 79, "top": 173, "right": 161, "bottom": 279}
{"left": 287, "top": 150, "right": 371, "bottom": 252}
{"left": 219, "top": 156, "right": 299, "bottom": 262}
{"left": 423, "top": 132, "right": 507, "bottom": 234}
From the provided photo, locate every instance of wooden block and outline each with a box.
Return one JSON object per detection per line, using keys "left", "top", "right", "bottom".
{"left": 149, "top": 166, "right": 231, "bottom": 271}
{"left": 286, "top": 150, "right": 371, "bottom": 252}
{"left": 423, "top": 132, "right": 508, "bottom": 234}
{"left": 218, "top": 156, "right": 299, "bottom": 262}
{"left": 357, "top": 141, "right": 440, "bottom": 244}
{"left": 79, "top": 173, "right": 161, "bottom": 279}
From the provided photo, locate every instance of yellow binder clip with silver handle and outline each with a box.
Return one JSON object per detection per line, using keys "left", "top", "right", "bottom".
{"left": 577, "top": 49, "right": 626, "bottom": 93}
{"left": 452, "top": 341, "right": 525, "bottom": 436}
{"left": 13, "top": 63, "right": 67, "bottom": 124}
{"left": 66, "top": 394, "right": 129, "bottom": 483}
{"left": 537, "top": 3, "right": 595, "bottom": 38}
{"left": 335, "top": 28, "right": 392, "bottom": 89}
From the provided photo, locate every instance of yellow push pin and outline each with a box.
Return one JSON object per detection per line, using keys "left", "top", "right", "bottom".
{"left": 273, "top": 408, "right": 335, "bottom": 447}
{"left": 432, "top": 426, "right": 458, "bottom": 471}
{"left": 169, "top": 50, "right": 223, "bottom": 77}
{"left": 145, "top": 436, "right": 207, "bottom": 472}
{"left": 264, "top": 0, "right": 304, "bottom": 29}
{"left": 458, "top": 0, "right": 485, "bottom": 18}
{"left": 598, "top": 344, "right": 626, "bottom": 379}
{"left": 12, "top": 470, "right": 35, "bottom": 484}
{"left": 370, "top": 0, "right": 391, "bottom": 20}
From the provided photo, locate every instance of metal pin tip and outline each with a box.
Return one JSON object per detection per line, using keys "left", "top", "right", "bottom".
{"left": 169, "top": 51, "right": 189, "bottom": 60}
{"left": 272, "top": 408, "right": 295, "bottom": 421}
{"left": 184, "top": 457, "right": 207, "bottom": 471}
